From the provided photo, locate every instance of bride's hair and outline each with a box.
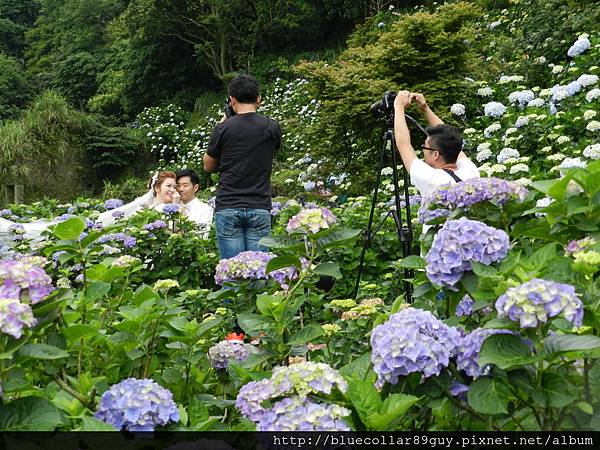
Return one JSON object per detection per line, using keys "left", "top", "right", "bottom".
{"left": 149, "top": 171, "right": 177, "bottom": 196}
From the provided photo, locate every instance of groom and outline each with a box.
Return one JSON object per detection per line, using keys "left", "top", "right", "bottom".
{"left": 175, "top": 169, "right": 213, "bottom": 235}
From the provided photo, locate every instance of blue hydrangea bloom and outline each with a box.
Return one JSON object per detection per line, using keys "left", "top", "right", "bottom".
{"left": 257, "top": 396, "right": 351, "bottom": 431}
{"left": 495, "top": 278, "right": 583, "bottom": 328}
{"left": 456, "top": 294, "right": 474, "bottom": 317}
{"left": 208, "top": 340, "right": 255, "bottom": 369}
{"left": 567, "top": 36, "right": 591, "bottom": 57}
{"left": 370, "top": 307, "right": 462, "bottom": 385}
{"left": 456, "top": 328, "right": 513, "bottom": 378}
{"left": 425, "top": 218, "right": 510, "bottom": 288}
{"left": 104, "top": 199, "right": 124, "bottom": 210}
{"left": 484, "top": 101, "right": 506, "bottom": 118}
{"left": 95, "top": 378, "right": 179, "bottom": 431}
{"left": 162, "top": 204, "right": 180, "bottom": 215}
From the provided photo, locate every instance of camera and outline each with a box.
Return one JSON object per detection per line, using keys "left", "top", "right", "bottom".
{"left": 224, "top": 98, "right": 236, "bottom": 118}
{"left": 370, "top": 91, "right": 397, "bottom": 115}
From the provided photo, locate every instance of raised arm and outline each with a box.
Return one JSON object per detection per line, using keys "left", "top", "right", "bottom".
{"left": 393, "top": 91, "right": 418, "bottom": 171}
{"left": 411, "top": 93, "right": 444, "bottom": 126}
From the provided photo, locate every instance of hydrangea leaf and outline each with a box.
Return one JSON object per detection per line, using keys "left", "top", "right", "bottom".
{"left": 53, "top": 217, "right": 85, "bottom": 241}
{"left": 544, "top": 334, "right": 600, "bottom": 355}
{"left": 314, "top": 262, "right": 342, "bottom": 279}
{"left": 265, "top": 255, "right": 301, "bottom": 273}
{"left": 0, "top": 397, "right": 62, "bottom": 431}
{"left": 288, "top": 324, "right": 324, "bottom": 345}
{"left": 478, "top": 334, "right": 539, "bottom": 370}
{"left": 467, "top": 377, "right": 510, "bottom": 415}
{"left": 19, "top": 343, "right": 69, "bottom": 360}
{"left": 367, "top": 393, "right": 420, "bottom": 430}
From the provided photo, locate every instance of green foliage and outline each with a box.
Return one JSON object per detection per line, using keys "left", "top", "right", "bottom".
{"left": 0, "top": 0, "right": 40, "bottom": 57}
{"left": 297, "top": 1, "right": 481, "bottom": 191}
{"left": 0, "top": 53, "right": 32, "bottom": 120}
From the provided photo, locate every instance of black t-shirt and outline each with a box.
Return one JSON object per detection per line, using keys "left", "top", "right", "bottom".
{"left": 206, "top": 112, "right": 281, "bottom": 212}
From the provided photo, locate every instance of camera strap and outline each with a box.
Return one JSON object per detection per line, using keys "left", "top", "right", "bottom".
{"left": 443, "top": 169, "right": 462, "bottom": 183}
{"left": 218, "top": 117, "right": 276, "bottom": 173}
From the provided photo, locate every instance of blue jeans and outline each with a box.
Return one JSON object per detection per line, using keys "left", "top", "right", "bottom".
{"left": 215, "top": 208, "right": 271, "bottom": 259}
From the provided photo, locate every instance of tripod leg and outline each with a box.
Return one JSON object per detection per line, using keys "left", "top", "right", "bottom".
{"left": 353, "top": 132, "right": 391, "bottom": 299}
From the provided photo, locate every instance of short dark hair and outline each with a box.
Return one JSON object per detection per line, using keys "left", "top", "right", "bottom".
{"left": 228, "top": 74, "right": 260, "bottom": 104}
{"left": 425, "top": 124, "right": 463, "bottom": 164}
{"left": 176, "top": 169, "right": 200, "bottom": 186}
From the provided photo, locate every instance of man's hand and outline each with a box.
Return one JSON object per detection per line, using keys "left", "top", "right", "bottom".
{"left": 411, "top": 93, "right": 428, "bottom": 111}
{"left": 394, "top": 90, "right": 412, "bottom": 110}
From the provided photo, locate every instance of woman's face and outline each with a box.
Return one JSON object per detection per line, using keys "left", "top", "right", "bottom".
{"left": 155, "top": 177, "right": 177, "bottom": 203}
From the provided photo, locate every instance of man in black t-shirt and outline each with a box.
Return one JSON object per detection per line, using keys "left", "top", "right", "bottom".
{"left": 203, "top": 74, "right": 281, "bottom": 259}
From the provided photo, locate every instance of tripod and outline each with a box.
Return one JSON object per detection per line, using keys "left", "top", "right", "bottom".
{"left": 353, "top": 114, "right": 425, "bottom": 302}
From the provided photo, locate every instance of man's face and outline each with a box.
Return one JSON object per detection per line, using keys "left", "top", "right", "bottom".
{"left": 422, "top": 137, "right": 439, "bottom": 167}
{"left": 176, "top": 176, "right": 199, "bottom": 203}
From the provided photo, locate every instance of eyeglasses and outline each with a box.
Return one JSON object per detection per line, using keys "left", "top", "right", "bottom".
{"left": 421, "top": 146, "right": 438, "bottom": 152}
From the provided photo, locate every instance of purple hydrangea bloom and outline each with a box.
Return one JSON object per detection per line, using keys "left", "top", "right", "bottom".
{"left": 0, "top": 209, "right": 12, "bottom": 217}
{"left": 370, "top": 307, "right": 462, "bottom": 385}
{"left": 57, "top": 213, "right": 76, "bottom": 221}
{"left": 425, "top": 218, "right": 510, "bottom": 288}
{"left": 144, "top": 220, "right": 168, "bottom": 231}
{"left": 495, "top": 278, "right": 583, "bottom": 328}
{"left": 104, "top": 199, "right": 124, "bottom": 210}
{"left": 271, "top": 201, "right": 282, "bottom": 216}
{"left": 208, "top": 340, "right": 255, "bottom": 369}
{"left": 418, "top": 207, "right": 450, "bottom": 225}
{"left": 95, "top": 378, "right": 179, "bottom": 431}
{"left": 236, "top": 362, "right": 349, "bottom": 430}
{"left": 286, "top": 208, "right": 336, "bottom": 234}
{"left": 456, "top": 294, "right": 475, "bottom": 317}
{"left": 418, "top": 178, "right": 528, "bottom": 224}
{"left": 257, "top": 397, "right": 351, "bottom": 431}
{"left": 7, "top": 224, "right": 25, "bottom": 235}
{"left": 123, "top": 237, "right": 137, "bottom": 248}
{"left": 112, "top": 210, "right": 125, "bottom": 219}
{"left": 0, "top": 256, "right": 55, "bottom": 304}
{"left": 565, "top": 237, "right": 596, "bottom": 256}
{"left": 456, "top": 328, "right": 513, "bottom": 378}
{"left": 214, "top": 251, "right": 299, "bottom": 288}
{"left": 162, "top": 204, "right": 180, "bottom": 215}
{"left": 0, "top": 297, "right": 36, "bottom": 338}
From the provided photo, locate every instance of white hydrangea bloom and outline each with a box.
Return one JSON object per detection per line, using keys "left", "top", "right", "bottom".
{"left": 450, "top": 103, "right": 466, "bottom": 116}
{"left": 583, "top": 144, "right": 600, "bottom": 159}
{"left": 587, "top": 121, "right": 600, "bottom": 132}
{"left": 484, "top": 123, "right": 502, "bottom": 137}
{"left": 556, "top": 136, "right": 571, "bottom": 144}
{"left": 577, "top": 74, "right": 599, "bottom": 87}
{"left": 514, "top": 116, "right": 530, "bottom": 128}
{"left": 586, "top": 88, "right": 600, "bottom": 102}
{"left": 547, "top": 153, "right": 566, "bottom": 161}
{"left": 552, "top": 65, "right": 564, "bottom": 74}
{"left": 497, "top": 147, "right": 520, "bottom": 163}
{"left": 509, "top": 164, "right": 529, "bottom": 174}
{"left": 477, "top": 87, "right": 493, "bottom": 97}
{"left": 476, "top": 148, "right": 493, "bottom": 162}
{"left": 583, "top": 110, "right": 597, "bottom": 120}
{"left": 527, "top": 98, "right": 545, "bottom": 108}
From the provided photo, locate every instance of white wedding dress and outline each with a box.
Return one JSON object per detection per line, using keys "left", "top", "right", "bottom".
{"left": 0, "top": 190, "right": 156, "bottom": 244}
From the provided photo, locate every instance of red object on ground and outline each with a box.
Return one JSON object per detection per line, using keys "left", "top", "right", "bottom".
{"left": 226, "top": 332, "right": 245, "bottom": 341}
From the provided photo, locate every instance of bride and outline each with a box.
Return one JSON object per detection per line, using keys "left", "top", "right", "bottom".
{"left": 0, "top": 170, "right": 182, "bottom": 243}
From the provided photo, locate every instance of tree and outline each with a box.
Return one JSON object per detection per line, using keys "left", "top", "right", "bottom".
{"left": 0, "top": 53, "right": 31, "bottom": 120}
{"left": 0, "top": 0, "right": 40, "bottom": 57}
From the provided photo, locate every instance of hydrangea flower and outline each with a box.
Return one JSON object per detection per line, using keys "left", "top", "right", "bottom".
{"left": 370, "top": 308, "right": 461, "bottom": 384}
{"left": 527, "top": 98, "right": 545, "bottom": 108}
{"left": 418, "top": 177, "right": 528, "bottom": 224}
{"left": 286, "top": 208, "right": 336, "bottom": 234}
{"left": 104, "top": 199, "right": 124, "bottom": 210}
{"left": 567, "top": 36, "right": 591, "bottom": 57}
{"left": 214, "top": 251, "right": 299, "bottom": 288}
{"left": 143, "top": 220, "right": 168, "bottom": 231}
{"left": 456, "top": 328, "right": 513, "bottom": 378}
{"left": 477, "top": 87, "right": 493, "bottom": 97}
{"left": 112, "top": 210, "right": 125, "bottom": 219}
{"left": 0, "top": 297, "right": 36, "bottom": 339}
{"left": 495, "top": 278, "right": 583, "bottom": 328}
{"left": 476, "top": 148, "right": 492, "bottom": 162}
{"left": 0, "top": 256, "right": 55, "bottom": 304}
{"left": 508, "top": 90, "right": 535, "bottom": 108}
{"left": 583, "top": 144, "right": 600, "bottom": 160}
{"left": 497, "top": 147, "right": 520, "bottom": 163}
{"left": 484, "top": 123, "right": 501, "bottom": 137}
{"left": 340, "top": 297, "right": 384, "bottom": 321}
{"left": 455, "top": 294, "right": 474, "bottom": 317}
{"left": 425, "top": 218, "right": 509, "bottom": 288}
{"left": 95, "top": 378, "right": 179, "bottom": 431}
{"left": 484, "top": 102, "right": 507, "bottom": 118}
{"left": 162, "top": 204, "right": 180, "bottom": 215}
{"left": 256, "top": 397, "right": 351, "bottom": 431}
{"left": 586, "top": 88, "right": 600, "bottom": 102}
{"left": 587, "top": 120, "right": 600, "bottom": 132}
{"left": 450, "top": 103, "right": 466, "bottom": 116}
{"left": 577, "top": 74, "right": 599, "bottom": 88}
{"left": 208, "top": 340, "right": 255, "bottom": 369}
{"left": 558, "top": 157, "right": 587, "bottom": 171}
{"left": 565, "top": 237, "right": 596, "bottom": 257}
{"left": 236, "top": 362, "right": 349, "bottom": 430}
{"left": 112, "top": 255, "right": 142, "bottom": 268}
{"left": 514, "top": 116, "right": 529, "bottom": 128}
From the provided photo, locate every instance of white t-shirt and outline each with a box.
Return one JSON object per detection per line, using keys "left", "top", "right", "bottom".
{"left": 410, "top": 157, "right": 480, "bottom": 198}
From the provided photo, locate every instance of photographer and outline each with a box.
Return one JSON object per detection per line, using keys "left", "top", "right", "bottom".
{"left": 203, "top": 74, "right": 281, "bottom": 259}
{"left": 393, "top": 91, "right": 479, "bottom": 198}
